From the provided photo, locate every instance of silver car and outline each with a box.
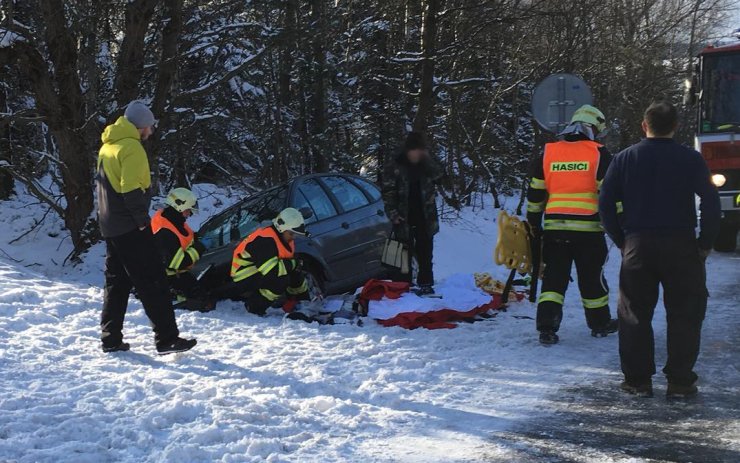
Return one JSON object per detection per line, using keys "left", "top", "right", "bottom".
{"left": 193, "top": 173, "right": 391, "bottom": 296}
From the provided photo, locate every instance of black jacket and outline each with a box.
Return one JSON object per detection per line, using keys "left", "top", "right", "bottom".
{"left": 599, "top": 138, "right": 721, "bottom": 249}
{"left": 153, "top": 206, "right": 204, "bottom": 272}
{"left": 382, "top": 151, "right": 444, "bottom": 241}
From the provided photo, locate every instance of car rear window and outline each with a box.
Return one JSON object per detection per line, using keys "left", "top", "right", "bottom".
{"left": 297, "top": 179, "right": 338, "bottom": 221}
{"left": 352, "top": 177, "right": 382, "bottom": 202}
{"left": 322, "top": 176, "right": 370, "bottom": 212}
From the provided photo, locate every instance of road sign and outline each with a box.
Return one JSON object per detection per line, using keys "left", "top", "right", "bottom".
{"left": 532, "top": 74, "right": 593, "bottom": 133}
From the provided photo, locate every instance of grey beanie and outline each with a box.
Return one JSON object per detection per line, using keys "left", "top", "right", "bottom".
{"left": 124, "top": 100, "right": 157, "bottom": 129}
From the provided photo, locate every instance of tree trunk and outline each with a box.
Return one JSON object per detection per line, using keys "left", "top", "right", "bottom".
{"left": 114, "top": 0, "right": 159, "bottom": 109}
{"left": 309, "top": 0, "right": 329, "bottom": 172}
{"left": 150, "top": 0, "right": 184, "bottom": 191}
{"left": 412, "top": 0, "right": 440, "bottom": 133}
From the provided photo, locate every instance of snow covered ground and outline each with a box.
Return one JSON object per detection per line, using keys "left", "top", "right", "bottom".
{"left": 0, "top": 184, "right": 738, "bottom": 463}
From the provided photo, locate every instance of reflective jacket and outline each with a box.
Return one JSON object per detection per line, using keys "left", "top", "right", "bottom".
{"left": 231, "top": 226, "right": 308, "bottom": 302}
{"left": 152, "top": 207, "right": 202, "bottom": 275}
{"left": 527, "top": 137, "right": 612, "bottom": 233}
{"left": 96, "top": 116, "right": 152, "bottom": 238}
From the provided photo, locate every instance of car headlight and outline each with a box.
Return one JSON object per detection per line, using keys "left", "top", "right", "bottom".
{"left": 711, "top": 174, "right": 726, "bottom": 188}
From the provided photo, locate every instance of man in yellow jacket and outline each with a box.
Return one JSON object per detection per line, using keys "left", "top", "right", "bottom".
{"left": 97, "top": 100, "right": 196, "bottom": 355}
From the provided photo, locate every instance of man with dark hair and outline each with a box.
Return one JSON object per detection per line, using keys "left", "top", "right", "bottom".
{"left": 643, "top": 100, "right": 679, "bottom": 136}
{"left": 382, "top": 132, "right": 443, "bottom": 296}
{"left": 599, "top": 100, "right": 720, "bottom": 398}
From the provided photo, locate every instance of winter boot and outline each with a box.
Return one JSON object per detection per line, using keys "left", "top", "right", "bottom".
{"left": 620, "top": 379, "right": 654, "bottom": 398}
{"left": 415, "top": 285, "right": 439, "bottom": 298}
{"left": 539, "top": 330, "right": 559, "bottom": 345}
{"left": 592, "top": 318, "right": 619, "bottom": 338}
{"left": 157, "top": 337, "right": 197, "bottom": 355}
{"left": 666, "top": 382, "right": 698, "bottom": 398}
{"left": 102, "top": 342, "right": 130, "bottom": 353}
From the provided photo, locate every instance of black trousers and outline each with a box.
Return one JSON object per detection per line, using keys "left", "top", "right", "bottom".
{"left": 537, "top": 232, "right": 611, "bottom": 332}
{"left": 408, "top": 224, "right": 434, "bottom": 287}
{"left": 101, "top": 228, "right": 179, "bottom": 348}
{"left": 618, "top": 232, "right": 707, "bottom": 386}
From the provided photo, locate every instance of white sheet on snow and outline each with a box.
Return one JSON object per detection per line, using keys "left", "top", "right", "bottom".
{"left": 366, "top": 273, "right": 493, "bottom": 320}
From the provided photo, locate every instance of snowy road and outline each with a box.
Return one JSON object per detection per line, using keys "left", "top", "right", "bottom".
{"left": 489, "top": 251, "right": 740, "bottom": 463}
{"left": 0, "top": 191, "right": 738, "bottom": 462}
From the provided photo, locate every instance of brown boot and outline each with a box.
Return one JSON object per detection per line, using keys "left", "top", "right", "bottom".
{"left": 666, "top": 382, "right": 698, "bottom": 398}
{"left": 620, "top": 380, "right": 653, "bottom": 398}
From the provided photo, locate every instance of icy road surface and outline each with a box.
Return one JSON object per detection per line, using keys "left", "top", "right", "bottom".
{"left": 0, "top": 186, "right": 737, "bottom": 462}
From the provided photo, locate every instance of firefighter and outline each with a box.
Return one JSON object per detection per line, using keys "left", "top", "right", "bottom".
{"left": 151, "top": 187, "right": 212, "bottom": 311}
{"left": 527, "top": 104, "right": 618, "bottom": 345}
{"left": 230, "top": 208, "right": 311, "bottom": 316}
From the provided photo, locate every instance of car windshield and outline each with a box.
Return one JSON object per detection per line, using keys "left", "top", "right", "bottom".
{"left": 701, "top": 52, "right": 740, "bottom": 133}
{"left": 199, "top": 186, "right": 288, "bottom": 250}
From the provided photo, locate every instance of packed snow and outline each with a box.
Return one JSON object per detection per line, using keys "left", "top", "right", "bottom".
{"left": 0, "top": 183, "right": 738, "bottom": 462}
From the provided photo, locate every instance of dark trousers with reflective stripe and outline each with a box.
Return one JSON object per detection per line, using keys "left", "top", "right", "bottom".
{"left": 537, "top": 231, "right": 611, "bottom": 333}
{"left": 101, "top": 228, "right": 179, "bottom": 348}
{"left": 618, "top": 232, "right": 707, "bottom": 386}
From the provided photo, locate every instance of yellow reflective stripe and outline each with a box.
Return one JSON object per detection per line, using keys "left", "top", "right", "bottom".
{"left": 258, "top": 257, "right": 279, "bottom": 275}
{"left": 186, "top": 246, "right": 200, "bottom": 262}
{"left": 544, "top": 219, "right": 603, "bottom": 232}
{"left": 287, "top": 279, "right": 309, "bottom": 295}
{"left": 529, "top": 178, "right": 546, "bottom": 190}
{"left": 546, "top": 200, "right": 599, "bottom": 211}
{"left": 538, "top": 291, "right": 564, "bottom": 305}
{"left": 166, "top": 268, "right": 178, "bottom": 276}
{"left": 582, "top": 295, "right": 609, "bottom": 309}
{"left": 232, "top": 265, "right": 259, "bottom": 282}
{"left": 169, "top": 248, "right": 186, "bottom": 270}
{"left": 616, "top": 201, "right": 624, "bottom": 213}
{"left": 527, "top": 201, "right": 545, "bottom": 213}
{"left": 549, "top": 192, "right": 599, "bottom": 200}
{"left": 233, "top": 257, "right": 253, "bottom": 268}
{"left": 277, "top": 260, "right": 288, "bottom": 277}
{"left": 259, "top": 288, "right": 281, "bottom": 302}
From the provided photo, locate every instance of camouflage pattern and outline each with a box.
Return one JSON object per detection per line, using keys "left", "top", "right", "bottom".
{"left": 382, "top": 151, "right": 443, "bottom": 242}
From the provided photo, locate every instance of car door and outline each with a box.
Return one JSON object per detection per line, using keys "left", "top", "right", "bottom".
{"left": 290, "top": 177, "right": 360, "bottom": 283}
{"left": 348, "top": 176, "right": 393, "bottom": 274}
{"left": 317, "top": 175, "right": 386, "bottom": 278}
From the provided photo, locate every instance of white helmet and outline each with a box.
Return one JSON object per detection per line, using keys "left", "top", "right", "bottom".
{"left": 165, "top": 187, "right": 198, "bottom": 213}
{"left": 273, "top": 207, "right": 307, "bottom": 236}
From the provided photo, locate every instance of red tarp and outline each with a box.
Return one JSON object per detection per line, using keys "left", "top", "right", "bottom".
{"left": 358, "top": 279, "right": 512, "bottom": 330}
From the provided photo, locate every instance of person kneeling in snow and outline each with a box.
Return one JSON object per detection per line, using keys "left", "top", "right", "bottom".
{"left": 230, "top": 208, "right": 311, "bottom": 315}
{"left": 151, "top": 187, "right": 213, "bottom": 311}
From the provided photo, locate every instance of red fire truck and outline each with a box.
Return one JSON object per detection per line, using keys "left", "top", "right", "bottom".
{"left": 692, "top": 38, "right": 740, "bottom": 251}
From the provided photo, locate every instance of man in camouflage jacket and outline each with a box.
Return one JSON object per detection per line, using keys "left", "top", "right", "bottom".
{"left": 382, "top": 132, "right": 443, "bottom": 294}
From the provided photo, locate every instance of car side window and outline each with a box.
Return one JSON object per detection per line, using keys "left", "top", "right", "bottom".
{"left": 322, "top": 176, "right": 370, "bottom": 212}
{"left": 352, "top": 177, "right": 382, "bottom": 202}
{"left": 292, "top": 190, "right": 318, "bottom": 224}
{"left": 298, "top": 179, "right": 338, "bottom": 221}
{"left": 198, "top": 211, "right": 233, "bottom": 250}
{"left": 235, "top": 187, "right": 288, "bottom": 240}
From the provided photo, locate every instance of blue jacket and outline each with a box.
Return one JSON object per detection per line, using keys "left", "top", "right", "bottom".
{"left": 599, "top": 138, "right": 720, "bottom": 250}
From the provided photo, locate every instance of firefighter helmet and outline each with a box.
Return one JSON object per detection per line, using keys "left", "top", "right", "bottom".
{"left": 571, "top": 104, "right": 606, "bottom": 133}
{"left": 273, "top": 207, "right": 307, "bottom": 236}
{"left": 165, "top": 187, "right": 198, "bottom": 213}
